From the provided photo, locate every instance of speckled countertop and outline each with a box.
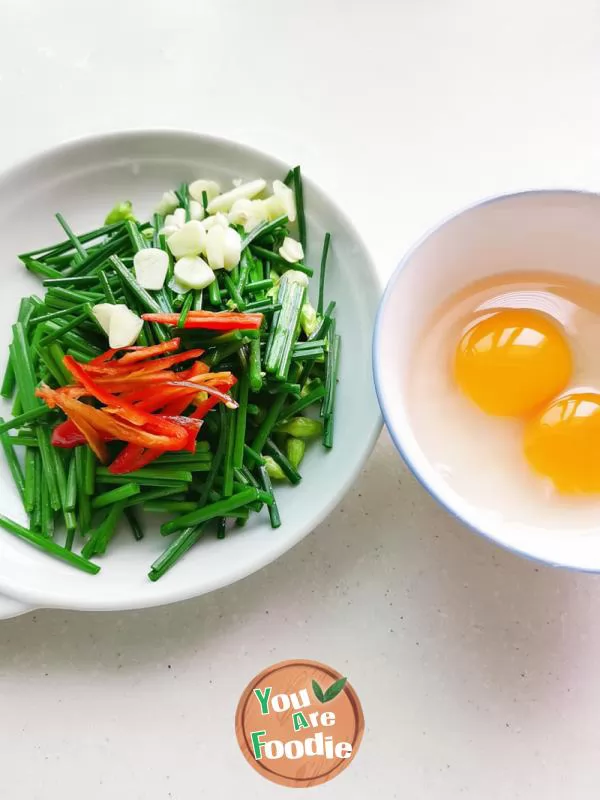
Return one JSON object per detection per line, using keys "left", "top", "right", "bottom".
{"left": 1, "top": 1, "right": 600, "bottom": 797}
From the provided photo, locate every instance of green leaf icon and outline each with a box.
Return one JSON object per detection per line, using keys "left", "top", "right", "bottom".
{"left": 312, "top": 679, "right": 325, "bottom": 703}
{"left": 323, "top": 677, "right": 348, "bottom": 703}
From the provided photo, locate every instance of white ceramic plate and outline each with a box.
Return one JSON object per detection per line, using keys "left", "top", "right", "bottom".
{"left": 0, "top": 131, "right": 381, "bottom": 618}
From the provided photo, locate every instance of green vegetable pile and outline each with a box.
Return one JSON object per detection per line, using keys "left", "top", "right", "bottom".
{"left": 0, "top": 166, "right": 341, "bottom": 580}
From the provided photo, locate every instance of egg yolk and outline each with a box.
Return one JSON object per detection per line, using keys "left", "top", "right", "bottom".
{"left": 525, "top": 392, "right": 600, "bottom": 492}
{"left": 454, "top": 309, "right": 572, "bottom": 417}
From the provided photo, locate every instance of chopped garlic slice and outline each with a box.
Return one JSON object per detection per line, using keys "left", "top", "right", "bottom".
{"left": 207, "top": 179, "right": 266, "bottom": 214}
{"left": 284, "top": 269, "right": 309, "bottom": 288}
{"left": 133, "top": 248, "right": 169, "bottom": 290}
{"left": 223, "top": 228, "right": 242, "bottom": 271}
{"left": 167, "top": 220, "right": 206, "bottom": 258}
{"left": 300, "top": 302, "right": 319, "bottom": 337}
{"left": 92, "top": 303, "right": 124, "bottom": 335}
{"left": 271, "top": 180, "right": 297, "bottom": 222}
{"left": 108, "top": 305, "right": 144, "bottom": 348}
{"left": 189, "top": 200, "right": 205, "bottom": 221}
{"left": 279, "top": 236, "right": 304, "bottom": 263}
{"left": 188, "top": 179, "right": 220, "bottom": 203}
{"left": 202, "top": 213, "right": 229, "bottom": 232}
{"left": 160, "top": 207, "right": 187, "bottom": 236}
{"left": 205, "top": 225, "right": 226, "bottom": 270}
{"left": 228, "top": 198, "right": 269, "bottom": 232}
{"left": 155, "top": 190, "right": 179, "bottom": 216}
{"left": 205, "top": 225, "right": 242, "bottom": 271}
{"left": 93, "top": 302, "right": 144, "bottom": 346}
{"left": 174, "top": 256, "right": 215, "bottom": 290}
{"left": 168, "top": 275, "right": 192, "bottom": 296}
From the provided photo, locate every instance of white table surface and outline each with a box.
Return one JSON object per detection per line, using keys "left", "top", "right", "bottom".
{"left": 1, "top": 0, "right": 600, "bottom": 797}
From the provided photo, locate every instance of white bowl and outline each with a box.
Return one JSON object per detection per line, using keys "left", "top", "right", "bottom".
{"left": 0, "top": 131, "right": 381, "bottom": 618}
{"left": 374, "top": 189, "right": 600, "bottom": 572}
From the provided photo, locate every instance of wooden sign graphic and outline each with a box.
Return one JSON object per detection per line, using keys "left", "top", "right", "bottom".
{"left": 235, "top": 659, "right": 364, "bottom": 788}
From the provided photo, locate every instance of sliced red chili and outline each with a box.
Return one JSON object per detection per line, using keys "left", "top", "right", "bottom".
{"left": 84, "top": 349, "right": 204, "bottom": 378}
{"left": 142, "top": 311, "right": 263, "bottom": 330}
{"left": 52, "top": 419, "right": 113, "bottom": 448}
{"left": 86, "top": 338, "right": 181, "bottom": 371}
{"left": 63, "top": 355, "right": 149, "bottom": 426}
{"left": 190, "top": 378, "right": 238, "bottom": 419}
{"left": 162, "top": 415, "right": 203, "bottom": 452}
{"left": 160, "top": 395, "right": 195, "bottom": 417}
{"left": 109, "top": 444, "right": 164, "bottom": 474}
{"left": 42, "top": 340, "right": 229, "bottom": 472}
{"left": 93, "top": 372, "right": 180, "bottom": 388}
{"left": 87, "top": 349, "right": 119, "bottom": 367}
{"left": 63, "top": 357, "right": 193, "bottom": 445}
{"left": 109, "top": 417, "right": 202, "bottom": 473}
{"left": 69, "top": 412, "right": 109, "bottom": 463}
{"left": 117, "top": 338, "right": 181, "bottom": 365}
{"left": 124, "top": 348, "right": 205, "bottom": 376}
{"left": 37, "top": 388, "right": 188, "bottom": 452}
{"left": 161, "top": 380, "right": 237, "bottom": 408}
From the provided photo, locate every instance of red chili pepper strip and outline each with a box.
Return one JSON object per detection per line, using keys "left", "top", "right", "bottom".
{"left": 54, "top": 386, "right": 88, "bottom": 400}
{"left": 51, "top": 415, "right": 109, "bottom": 461}
{"left": 63, "top": 357, "right": 192, "bottom": 445}
{"left": 142, "top": 311, "right": 263, "bottom": 330}
{"left": 116, "top": 379, "right": 235, "bottom": 412}
{"left": 111, "top": 382, "right": 198, "bottom": 409}
{"left": 63, "top": 356, "right": 153, "bottom": 426}
{"left": 109, "top": 444, "right": 163, "bottom": 474}
{"left": 37, "top": 387, "right": 188, "bottom": 452}
{"left": 83, "top": 350, "right": 204, "bottom": 378}
{"left": 93, "top": 372, "right": 180, "bottom": 388}
{"left": 164, "top": 415, "right": 203, "bottom": 452}
{"left": 190, "top": 396, "right": 221, "bottom": 420}
{"left": 52, "top": 419, "right": 86, "bottom": 448}
{"left": 161, "top": 396, "right": 195, "bottom": 417}
{"left": 83, "top": 350, "right": 187, "bottom": 379}
{"left": 87, "top": 349, "right": 119, "bottom": 367}
{"left": 167, "top": 362, "right": 210, "bottom": 383}
{"left": 69, "top": 412, "right": 109, "bottom": 463}
{"left": 175, "top": 319, "right": 262, "bottom": 331}
{"left": 117, "top": 338, "right": 181, "bottom": 365}
{"left": 183, "top": 311, "right": 262, "bottom": 326}
{"left": 52, "top": 419, "right": 113, "bottom": 448}
{"left": 84, "top": 359, "right": 177, "bottom": 376}
{"left": 40, "top": 394, "right": 109, "bottom": 462}
{"left": 109, "top": 417, "right": 203, "bottom": 473}
{"left": 124, "top": 364, "right": 216, "bottom": 412}
{"left": 190, "top": 379, "right": 238, "bottom": 419}
{"left": 195, "top": 373, "right": 237, "bottom": 387}
{"left": 135, "top": 386, "right": 199, "bottom": 411}
{"left": 86, "top": 339, "right": 182, "bottom": 370}
{"left": 123, "top": 348, "right": 205, "bottom": 377}
{"left": 154, "top": 363, "right": 212, "bottom": 416}
{"left": 161, "top": 380, "right": 238, "bottom": 408}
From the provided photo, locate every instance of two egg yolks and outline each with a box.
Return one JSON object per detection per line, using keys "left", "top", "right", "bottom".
{"left": 455, "top": 308, "right": 600, "bottom": 493}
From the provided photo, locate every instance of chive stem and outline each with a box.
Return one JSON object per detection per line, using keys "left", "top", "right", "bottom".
{"left": 0, "top": 513, "right": 99, "bottom": 574}
{"left": 55, "top": 213, "right": 88, "bottom": 260}
{"left": 92, "top": 483, "right": 140, "bottom": 509}
{"left": 0, "top": 406, "right": 52, "bottom": 435}
{"left": 317, "top": 232, "right": 331, "bottom": 316}
{"left": 161, "top": 488, "right": 259, "bottom": 535}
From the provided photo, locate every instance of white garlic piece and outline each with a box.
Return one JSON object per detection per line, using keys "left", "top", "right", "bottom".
{"left": 279, "top": 236, "right": 304, "bottom": 264}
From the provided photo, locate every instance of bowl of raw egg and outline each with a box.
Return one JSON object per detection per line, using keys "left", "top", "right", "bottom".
{"left": 374, "top": 189, "right": 600, "bottom": 571}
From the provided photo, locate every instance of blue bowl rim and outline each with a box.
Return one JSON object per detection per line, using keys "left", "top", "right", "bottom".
{"left": 372, "top": 187, "right": 600, "bottom": 574}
